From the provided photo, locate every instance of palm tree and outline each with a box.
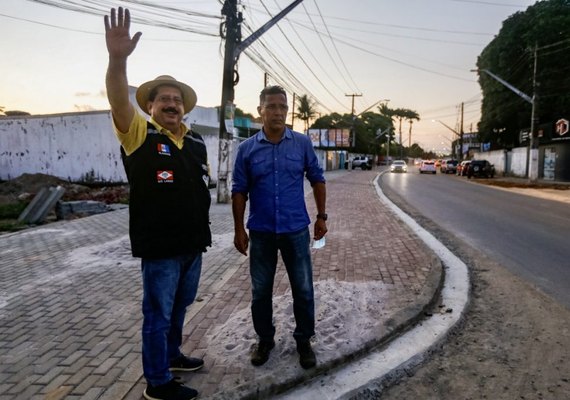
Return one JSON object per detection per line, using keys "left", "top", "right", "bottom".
{"left": 295, "top": 94, "right": 318, "bottom": 132}
{"left": 380, "top": 106, "right": 419, "bottom": 158}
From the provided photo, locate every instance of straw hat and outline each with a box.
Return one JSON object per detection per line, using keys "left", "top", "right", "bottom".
{"left": 136, "top": 75, "right": 197, "bottom": 115}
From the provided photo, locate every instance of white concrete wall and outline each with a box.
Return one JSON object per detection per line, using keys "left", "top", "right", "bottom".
{"left": 0, "top": 111, "right": 125, "bottom": 182}
{"left": 473, "top": 150, "right": 505, "bottom": 174}
{"left": 0, "top": 100, "right": 333, "bottom": 184}
{"left": 0, "top": 106, "right": 223, "bottom": 184}
{"left": 511, "top": 147, "right": 528, "bottom": 176}
{"left": 472, "top": 147, "right": 528, "bottom": 177}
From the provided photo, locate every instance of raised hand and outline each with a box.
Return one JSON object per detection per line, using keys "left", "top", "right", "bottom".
{"left": 104, "top": 7, "right": 142, "bottom": 59}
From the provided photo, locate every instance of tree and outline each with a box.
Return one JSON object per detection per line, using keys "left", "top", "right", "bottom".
{"left": 477, "top": 0, "right": 570, "bottom": 148}
{"left": 310, "top": 105, "right": 419, "bottom": 155}
{"left": 379, "top": 105, "right": 420, "bottom": 158}
{"left": 312, "top": 112, "right": 350, "bottom": 129}
{"left": 295, "top": 94, "right": 318, "bottom": 132}
{"left": 234, "top": 107, "right": 259, "bottom": 122}
{"left": 359, "top": 111, "right": 393, "bottom": 156}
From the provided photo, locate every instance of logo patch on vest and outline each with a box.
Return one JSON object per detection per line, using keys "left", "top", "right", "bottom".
{"left": 157, "top": 143, "right": 171, "bottom": 156}
{"left": 156, "top": 170, "right": 174, "bottom": 183}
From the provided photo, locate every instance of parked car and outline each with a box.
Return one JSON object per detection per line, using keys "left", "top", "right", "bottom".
{"left": 351, "top": 156, "right": 372, "bottom": 170}
{"left": 467, "top": 159, "right": 495, "bottom": 179}
{"left": 390, "top": 160, "right": 407, "bottom": 173}
{"left": 419, "top": 160, "right": 436, "bottom": 174}
{"left": 440, "top": 159, "right": 458, "bottom": 174}
{"left": 457, "top": 160, "right": 471, "bottom": 176}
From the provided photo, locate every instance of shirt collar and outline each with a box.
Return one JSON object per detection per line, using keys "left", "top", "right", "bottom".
{"left": 257, "top": 127, "right": 292, "bottom": 142}
{"left": 149, "top": 117, "right": 189, "bottom": 137}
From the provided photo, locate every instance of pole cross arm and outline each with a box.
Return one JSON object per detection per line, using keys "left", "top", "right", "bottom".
{"left": 234, "top": 0, "right": 303, "bottom": 59}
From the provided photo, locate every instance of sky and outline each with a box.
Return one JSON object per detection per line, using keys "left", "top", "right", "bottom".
{"left": 0, "top": 0, "right": 537, "bottom": 153}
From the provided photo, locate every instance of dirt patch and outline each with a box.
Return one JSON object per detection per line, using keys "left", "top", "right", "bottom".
{"left": 0, "top": 173, "right": 129, "bottom": 206}
{"left": 476, "top": 178, "right": 570, "bottom": 191}
{"left": 376, "top": 249, "right": 570, "bottom": 400}
{"left": 0, "top": 174, "right": 129, "bottom": 232}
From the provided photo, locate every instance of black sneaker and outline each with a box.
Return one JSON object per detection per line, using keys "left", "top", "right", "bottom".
{"left": 251, "top": 340, "right": 275, "bottom": 366}
{"left": 297, "top": 340, "right": 316, "bottom": 369}
{"left": 169, "top": 355, "right": 204, "bottom": 372}
{"left": 143, "top": 379, "right": 198, "bottom": 400}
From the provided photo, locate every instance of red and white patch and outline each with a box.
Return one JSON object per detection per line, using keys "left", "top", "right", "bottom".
{"left": 156, "top": 170, "right": 174, "bottom": 183}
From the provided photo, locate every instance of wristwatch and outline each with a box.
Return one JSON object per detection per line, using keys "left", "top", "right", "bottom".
{"left": 316, "top": 213, "right": 328, "bottom": 221}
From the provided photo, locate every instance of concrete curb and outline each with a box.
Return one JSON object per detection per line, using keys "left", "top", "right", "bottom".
{"left": 201, "top": 172, "right": 444, "bottom": 400}
{"left": 273, "top": 173, "right": 471, "bottom": 399}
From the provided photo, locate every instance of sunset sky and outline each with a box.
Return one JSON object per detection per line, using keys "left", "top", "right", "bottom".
{"left": 1, "top": 0, "right": 536, "bottom": 152}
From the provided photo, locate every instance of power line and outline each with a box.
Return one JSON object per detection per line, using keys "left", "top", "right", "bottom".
{"left": 256, "top": 1, "right": 347, "bottom": 110}
{"left": 450, "top": 0, "right": 529, "bottom": 7}
{"left": 25, "top": 0, "right": 221, "bottom": 36}
{"left": 312, "top": 0, "right": 361, "bottom": 93}
{"left": 247, "top": 3, "right": 496, "bottom": 37}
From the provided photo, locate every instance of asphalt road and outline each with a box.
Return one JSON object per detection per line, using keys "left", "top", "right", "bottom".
{"left": 379, "top": 169, "right": 570, "bottom": 309}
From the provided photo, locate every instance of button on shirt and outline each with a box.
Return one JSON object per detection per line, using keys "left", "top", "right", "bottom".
{"left": 232, "top": 128, "right": 325, "bottom": 234}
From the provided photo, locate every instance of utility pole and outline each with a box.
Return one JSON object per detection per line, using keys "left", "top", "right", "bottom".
{"left": 291, "top": 92, "right": 296, "bottom": 129}
{"left": 376, "top": 127, "right": 392, "bottom": 165}
{"left": 217, "top": 0, "right": 241, "bottom": 204}
{"left": 346, "top": 93, "right": 362, "bottom": 148}
{"left": 459, "top": 102, "right": 464, "bottom": 161}
{"left": 398, "top": 117, "right": 403, "bottom": 159}
{"left": 386, "top": 131, "right": 390, "bottom": 164}
{"left": 216, "top": 0, "right": 304, "bottom": 203}
{"left": 528, "top": 44, "right": 539, "bottom": 182}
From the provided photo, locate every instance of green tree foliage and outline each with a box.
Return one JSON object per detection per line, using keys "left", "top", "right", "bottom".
{"left": 234, "top": 107, "right": 256, "bottom": 120}
{"left": 310, "top": 106, "right": 424, "bottom": 156}
{"left": 477, "top": 0, "right": 570, "bottom": 149}
{"left": 295, "top": 94, "right": 318, "bottom": 132}
{"left": 312, "top": 112, "right": 350, "bottom": 129}
{"left": 378, "top": 105, "right": 420, "bottom": 158}
{"left": 407, "top": 143, "right": 425, "bottom": 158}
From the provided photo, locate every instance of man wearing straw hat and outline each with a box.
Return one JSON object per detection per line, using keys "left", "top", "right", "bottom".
{"left": 104, "top": 7, "right": 210, "bottom": 400}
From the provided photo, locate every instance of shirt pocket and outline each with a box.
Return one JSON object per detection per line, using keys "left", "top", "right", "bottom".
{"left": 285, "top": 153, "right": 304, "bottom": 176}
{"left": 250, "top": 157, "right": 271, "bottom": 180}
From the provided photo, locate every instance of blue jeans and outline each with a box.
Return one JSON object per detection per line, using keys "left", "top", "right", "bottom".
{"left": 249, "top": 228, "right": 315, "bottom": 343}
{"left": 141, "top": 253, "right": 202, "bottom": 386}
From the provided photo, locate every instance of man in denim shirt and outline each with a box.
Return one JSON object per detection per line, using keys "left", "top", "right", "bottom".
{"left": 232, "top": 86, "right": 327, "bottom": 369}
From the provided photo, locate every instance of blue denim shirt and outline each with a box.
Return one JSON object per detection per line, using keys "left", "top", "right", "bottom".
{"left": 232, "top": 128, "right": 325, "bottom": 234}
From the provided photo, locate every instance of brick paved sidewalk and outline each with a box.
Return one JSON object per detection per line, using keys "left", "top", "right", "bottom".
{"left": 0, "top": 169, "right": 441, "bottom": 400}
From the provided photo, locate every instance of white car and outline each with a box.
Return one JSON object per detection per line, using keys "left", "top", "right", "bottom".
{"left": 390, "top": 160, "right": 407, "bottom": 173}
{"left": 419, "top": 160, "right": 436, "bottom": 174}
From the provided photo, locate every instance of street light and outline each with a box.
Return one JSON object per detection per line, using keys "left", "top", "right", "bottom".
{"left": 439, "top": 135, "right": 455, "bottom": 158}
{"left": 432, "top": 119, "right": 463, "bottom": 160}
{"left": 357, "top": 99, "right": 390, "bottom": 116}
{"left": 471, "top": 66, "right": 538, "bottom": 182}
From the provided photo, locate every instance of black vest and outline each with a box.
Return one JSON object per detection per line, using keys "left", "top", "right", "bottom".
{"left": 121, "top": 122, "right": 211, "bottom": 258}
